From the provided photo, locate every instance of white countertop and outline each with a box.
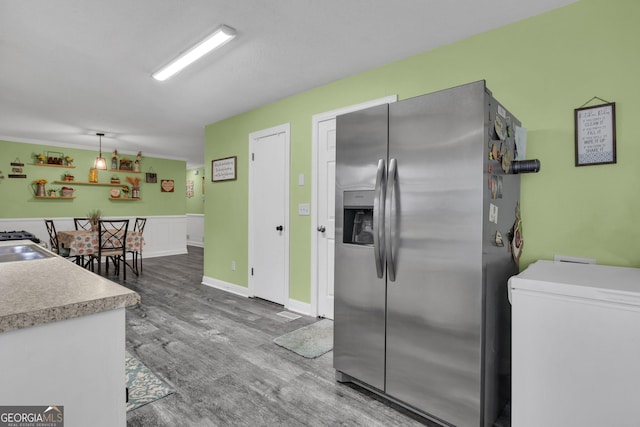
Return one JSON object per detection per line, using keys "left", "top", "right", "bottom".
{"left": 0, "top": 240, "right": 140, "bottom": 333}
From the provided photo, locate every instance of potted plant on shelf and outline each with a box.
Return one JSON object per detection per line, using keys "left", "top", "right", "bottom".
{"left": 121, "top": 185, "right": 130, "bottom": 198}
{"left": 61, "top": 186, "right": 74, "bottom": 197}
{"left": 110, "top": 175, "right": 120, "bottom": 184}
{"left": 35, "top": 153, "right": 46, "bottom": 164}
{"left": 49, "top": 187, "right": 58, "bottom": 197}
{"left": 126, "top": 176, "right": 141, "bottom": 198}
{"left": 65, "top": 156, "right": 74, "bottom": 166}
{"left": 119, "top": 157, "right": 132, "bottom": 171}
{"left": 32, "top": 179, "right": 47, "bottom": 196}
{"left": 63, "top": 172, "right": 74, "bottom": 182}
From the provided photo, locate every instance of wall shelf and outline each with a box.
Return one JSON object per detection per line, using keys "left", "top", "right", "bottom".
{"left": 33, "top": 163, "right": 75, "bottom": 168}
{"left": 110, "top": 169, "right": 140, "bottom": 174}
{"left": 54, "top": 180, "right": 124, "bottom": 187}
{"left": 34, "top": 196, "right": 75, "bottom": 199}
{"left": 109, "top": 197, "right": 141, "bottom": 201}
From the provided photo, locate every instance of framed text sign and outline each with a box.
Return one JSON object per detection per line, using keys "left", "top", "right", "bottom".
{"left": 212, "top": 156, "right": 237, "bottom": 182}
{"left": 574, "top": 102, "right": 616, "bottom": 166}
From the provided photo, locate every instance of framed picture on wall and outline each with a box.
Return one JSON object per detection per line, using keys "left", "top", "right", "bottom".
{"left": 212, "top": 156, "right": 237, "bottom": 182}
{"left": 161, "top": 179, "right": 175, "bottom": 192}
{"left": 575, "top": 102, "right": 616, "bottom": 166}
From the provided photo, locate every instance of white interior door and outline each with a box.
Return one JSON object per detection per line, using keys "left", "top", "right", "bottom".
{"left": 312, "top": 96, "right": 397, "bottom": 319}
{"left": 249, "top": 125, "right": 290, "bottom": 305}
{"left": 316, "top": 119, "right": 336, "bottom": 318}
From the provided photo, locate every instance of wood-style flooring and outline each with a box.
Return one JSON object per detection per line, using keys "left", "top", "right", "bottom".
{"left": 112, "top": 247, "right": 433, "bottom": 427}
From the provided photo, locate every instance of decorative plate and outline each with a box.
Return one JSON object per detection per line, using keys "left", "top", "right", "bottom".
{"left": 110, "top": 188, "right": 121, "bottom": 198}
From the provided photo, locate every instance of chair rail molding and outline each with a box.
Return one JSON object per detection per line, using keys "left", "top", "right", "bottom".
{"left": 1, "top": 215, "right": 188, "bottom": 259}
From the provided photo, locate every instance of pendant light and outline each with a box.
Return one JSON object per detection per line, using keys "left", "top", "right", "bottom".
{"left": 94, "top": 132, "right": 107, "bottom": 170}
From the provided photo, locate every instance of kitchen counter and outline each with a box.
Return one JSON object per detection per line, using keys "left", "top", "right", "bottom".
{"left": 0, "top": 240, "right": 140, "bottom": 427}
{"left": 0, "top": 239, "right": 139, "bottom": 332}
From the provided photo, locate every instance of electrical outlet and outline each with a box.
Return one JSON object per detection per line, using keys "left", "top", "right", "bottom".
{"left": 231, "top": 261, "right": 236, "bottom": 271}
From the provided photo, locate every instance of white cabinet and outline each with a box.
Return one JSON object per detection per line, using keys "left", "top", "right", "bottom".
{"left": 509, "top": 260, "right": 640, "bottom": 427}
{"left": 0, "top": 309, "right": 127, "bottom": 427}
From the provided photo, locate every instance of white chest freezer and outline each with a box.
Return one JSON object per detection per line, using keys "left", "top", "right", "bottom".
{"left": 509, "top": 260, "right": 640, "bottom": 427}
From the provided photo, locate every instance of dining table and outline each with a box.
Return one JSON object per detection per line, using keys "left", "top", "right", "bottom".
{"left": 57, "top": 229, "right": 144, "bottom": 259}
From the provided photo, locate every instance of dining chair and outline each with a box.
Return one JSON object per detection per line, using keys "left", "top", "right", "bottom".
{"left": 93, "top": 219, "right": 129, "bottom": 281}
{"left": 128, "top": 217, "right": 147, "bottom": 274}
{"left": 44, "top": 219, "right": 74, "bottom": 260}
{"left": 73, "top": 218, "right": 92, "bottom": 231}
{"left": 72, "top": 217, "right": 94, "bottom": 267}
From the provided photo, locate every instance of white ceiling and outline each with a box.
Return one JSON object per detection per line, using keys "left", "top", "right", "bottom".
{"left": 0, "top": 0, "right": 575, "bottom": 168}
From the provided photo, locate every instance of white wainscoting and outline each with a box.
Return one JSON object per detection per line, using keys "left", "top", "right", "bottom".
{"left": 0, "top": 215, "right": 187, "bottom": 258}
{"left": 187, "top": 214, "right": 204, "bottom": 247}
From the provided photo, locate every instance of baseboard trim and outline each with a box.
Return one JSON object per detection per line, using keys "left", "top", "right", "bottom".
{"left": 201, "top": 276, "right": 250, "bottom": 298}
{"left": 186, "top": 241, "right": 204, "bottom": 248}
{"left": 144, "top": 248, "right": 189, "bottom": 259}
{"left": 285, "top": 299, "right": 312, "bottom": 317}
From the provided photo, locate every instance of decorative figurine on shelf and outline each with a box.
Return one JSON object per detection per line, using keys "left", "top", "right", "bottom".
{"left": 65, "top": 156, "right": 74, "bottom": 167}
{"left": 111, "top": 149, "right": 118, "bottom": 170}
{"left": 134, "top": 151, "right": 142, "bottom": 172}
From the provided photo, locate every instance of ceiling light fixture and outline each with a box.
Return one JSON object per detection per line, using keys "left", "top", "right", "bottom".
{"left": 152, "top": 24, "right": 237, "bottom": 82}
{"left": 94, "top": 132, "right": 107, "bottom": 170}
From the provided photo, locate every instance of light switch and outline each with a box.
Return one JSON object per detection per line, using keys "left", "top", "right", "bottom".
{"left": 298, "top": 203, "right": 310, "bottom": 216}
{"left": 298, "top": 174, "right": 305, "bottom": 186}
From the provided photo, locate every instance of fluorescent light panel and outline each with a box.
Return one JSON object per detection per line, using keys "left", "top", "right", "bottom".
{"left": 153, "top": 24, "right": 236, "bottom": 81}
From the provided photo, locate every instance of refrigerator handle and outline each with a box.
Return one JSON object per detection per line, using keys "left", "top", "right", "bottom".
{"left": 373, "top": 158, "right": 386, "bottom": 278}
{"left": 385, "top": 158, "right": 397, "bottom": 282}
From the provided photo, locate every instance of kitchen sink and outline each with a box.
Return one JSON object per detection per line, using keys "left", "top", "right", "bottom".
{"left": 0, "top": 244, "right": 54, "bottom": 262}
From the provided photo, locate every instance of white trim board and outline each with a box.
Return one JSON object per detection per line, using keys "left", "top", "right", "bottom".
{"left": 202, "top": 276, "right": 251, "bottom": 298}
{"left": 310, "top": 95, "right": 398, "bottom": 317}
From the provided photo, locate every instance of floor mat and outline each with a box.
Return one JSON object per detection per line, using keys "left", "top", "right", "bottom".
{"left": 273, "top": 319, "right": 333, "bottom": 358}
{"left": 126, "top": 351, "right": 175, "bottom": 411}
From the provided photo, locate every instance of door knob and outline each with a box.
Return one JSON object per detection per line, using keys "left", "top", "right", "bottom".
{"left": 317, "top": 226, "right": 326, "bottom": 233}
{"left": 276, "top": 225, "right": 284, "bottom": 231}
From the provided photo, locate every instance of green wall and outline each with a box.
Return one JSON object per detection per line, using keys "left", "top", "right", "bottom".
{"left": 186, "top": 167, "right": 205, "bottom": 214}
{"left": 205, "top": 0, "right": 640, "bottom": 304}
{"left": 0, "top": 140, "right": 186, "bottom": 218}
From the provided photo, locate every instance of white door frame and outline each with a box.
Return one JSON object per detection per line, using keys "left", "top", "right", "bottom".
{"left": 310, "top": 96, "right": 397, "bottom": 317}
{"left": 248, "top": 123, "right": 291, "bottom": 304}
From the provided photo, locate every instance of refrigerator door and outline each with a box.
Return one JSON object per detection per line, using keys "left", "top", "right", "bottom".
{"left": 334, "top": 104, "right": 389, "bottom": 391}
{"left": 385, "top": 81, "right": 487, "bottom": 425}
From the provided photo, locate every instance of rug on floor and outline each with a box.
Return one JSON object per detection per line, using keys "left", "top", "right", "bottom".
{"left": 126, "top": 351, "right": 175, "bottom": 411}
{"left": 273, "top": 318, "right": 333, "bottom": 358}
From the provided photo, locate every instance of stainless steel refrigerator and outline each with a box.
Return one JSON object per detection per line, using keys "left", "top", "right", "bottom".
{"left": 334, "top": 81, "right": 526, "bottom": 427}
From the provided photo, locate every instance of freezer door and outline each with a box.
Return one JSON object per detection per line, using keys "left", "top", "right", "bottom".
{"left": 334, "top": 104, "right": 388, "bottom": 391}
{"left": 385, "top": 81, "right": 486, "bottom": 425}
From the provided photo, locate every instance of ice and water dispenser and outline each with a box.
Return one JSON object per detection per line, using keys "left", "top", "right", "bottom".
{"left": 343, "top": 190, "right": 374, "bottom": 245}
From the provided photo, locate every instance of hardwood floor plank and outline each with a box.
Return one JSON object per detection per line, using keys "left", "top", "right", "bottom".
{"left": 111, "top": 247, "right": 432, "bottom": 426}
